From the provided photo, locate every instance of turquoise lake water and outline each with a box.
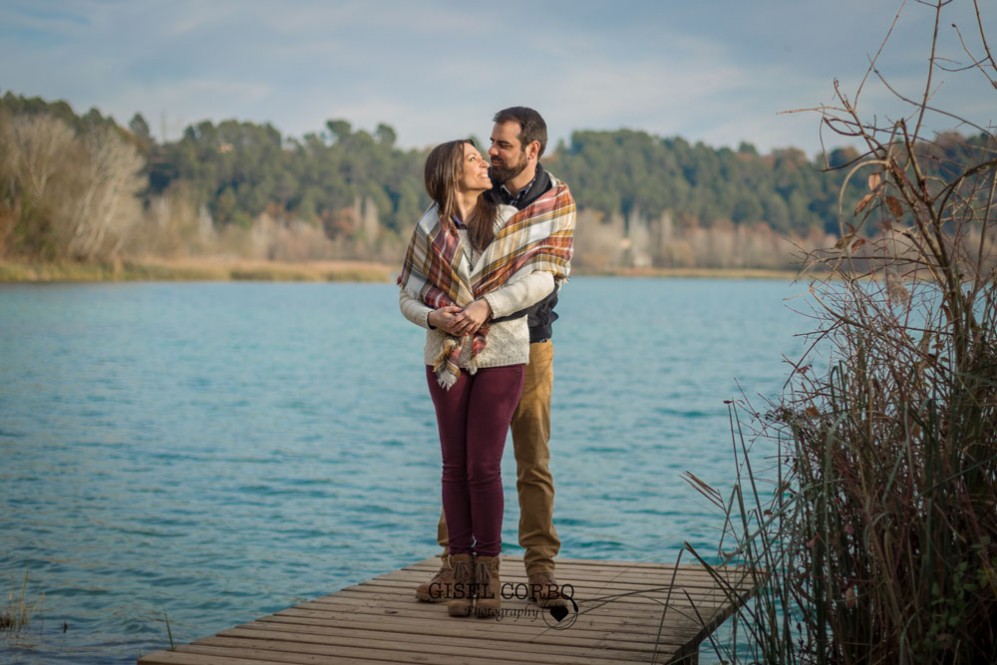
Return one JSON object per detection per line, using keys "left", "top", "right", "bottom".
{"left": 0, "top": 277, "right": 813, "bottom": 663}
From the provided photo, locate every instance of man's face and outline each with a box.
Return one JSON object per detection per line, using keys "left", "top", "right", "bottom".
{"left": 488, "top": 120, "right": 529, "bottom": 185}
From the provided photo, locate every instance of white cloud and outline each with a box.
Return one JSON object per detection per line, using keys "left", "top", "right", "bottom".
{"left": 0, "top": 0, "right": 991, "bottom": 156}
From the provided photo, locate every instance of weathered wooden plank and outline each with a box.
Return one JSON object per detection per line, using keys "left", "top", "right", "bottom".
{"left": 221, "top": 620, "right": 686, "bottom": 653}
{"left": 300, "top": 587, "right": 739, "bottom": 626}
{"left": 358, "top": 576, "right": 748, "bottom": 598}
{"left": 138, "top": 556, "right": 756, "bottom": 665}
{"left": 192, "top": 632, "right": 656, "bottom": 665}
{"left": 276, "top": 599, "right": 725, "bottom": 639}
{"left": 263, "top": 608, "right": 721, "bottom": 637}
{"left": 179, "top": 643, "right": 431, "bottom": 665}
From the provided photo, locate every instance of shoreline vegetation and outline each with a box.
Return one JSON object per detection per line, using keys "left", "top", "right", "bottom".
{"left": 682, "top": 2, "right": 997, "bottom": 662}
{"left": 0, "top": 257, "right": 801, "bottom": 283}
{"left": 0, "top": 570, "right": 42, "bottom": 640}
{"left": 2, "top": 90, "right": 986, "bottom": 286}
{"left": 0, "top": 257, "right": 397, "bottom": 283}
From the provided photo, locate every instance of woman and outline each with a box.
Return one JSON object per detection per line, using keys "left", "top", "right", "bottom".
{"left": 398, "top": 139, "right": 571, "bottom": 618}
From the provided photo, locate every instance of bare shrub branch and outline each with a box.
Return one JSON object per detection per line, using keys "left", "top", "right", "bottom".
{"left": 689, "top": 2, "right": 996, "bottom": 663}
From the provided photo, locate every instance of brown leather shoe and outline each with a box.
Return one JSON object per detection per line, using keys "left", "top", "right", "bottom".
{"left": 528, "top": 572, "right": 567, "bottom": 609}
{"left": 415, "top": 556, "right": 452, "bottom": 603}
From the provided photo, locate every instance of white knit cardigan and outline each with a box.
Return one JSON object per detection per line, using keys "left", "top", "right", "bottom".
{"left": 398, "top": 225, "right": 555, "bottom": 370}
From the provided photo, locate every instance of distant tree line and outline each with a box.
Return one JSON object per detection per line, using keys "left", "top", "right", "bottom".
{"left": 0, "top": 90, "right": 988, "bottom": 268}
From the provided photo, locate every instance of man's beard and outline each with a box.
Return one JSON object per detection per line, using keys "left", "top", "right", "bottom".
{"left": 490, "top": 156, "right": 528, "bottom": 185}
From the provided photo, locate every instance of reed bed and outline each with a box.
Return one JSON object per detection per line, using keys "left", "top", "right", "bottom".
{"left": 685, "top": 207, "right": 997, "bottom": 663}
{"left": 1, "top": 570, "right": 43, "bottom": 640}
{"left": 683, "top": 4, "right": 996, "bottom": 661}
{"left": 0, "top": 257, "right": 396, "bottom": 283}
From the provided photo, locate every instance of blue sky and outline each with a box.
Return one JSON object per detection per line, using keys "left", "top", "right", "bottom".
{"left": 1, "top": 0, "right": 993, "bottom": 157}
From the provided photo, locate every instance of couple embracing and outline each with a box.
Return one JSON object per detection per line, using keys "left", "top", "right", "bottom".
{"left": 398, "top": 107, "right": 576, "bottom": 618}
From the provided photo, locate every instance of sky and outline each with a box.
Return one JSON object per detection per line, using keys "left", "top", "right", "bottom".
{"left": 1, "top": 0, "right": 993, "bottom": 158}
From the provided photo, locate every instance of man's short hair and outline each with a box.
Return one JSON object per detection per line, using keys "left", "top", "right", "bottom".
{"left": 493, "top": 106, "right": 548, "bottom": 158}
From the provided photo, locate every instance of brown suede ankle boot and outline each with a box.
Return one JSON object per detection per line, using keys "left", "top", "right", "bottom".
{"left": 474, "top": 555, "right": 501, "bottom": 618}
{"left": 415, "top": 554, "right": 451, "bottom": 603}
{"left": 528, "top": 571, "right": 567, "bottom": 609}
{"left": 447, "top": 554, "right": 475, "bottom": 617}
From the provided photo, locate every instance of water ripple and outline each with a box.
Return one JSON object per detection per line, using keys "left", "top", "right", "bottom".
{"left": 0, "top": 278, "right": 808, "bottom": 663}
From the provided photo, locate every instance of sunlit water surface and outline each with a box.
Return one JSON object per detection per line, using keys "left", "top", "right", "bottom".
{"left": 0, "top": 277, "right": 813, "bottom": 663}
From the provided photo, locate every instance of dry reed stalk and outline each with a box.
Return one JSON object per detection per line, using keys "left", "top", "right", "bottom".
{"left": 682, "top": 3, "right": 997, "bottom": 662}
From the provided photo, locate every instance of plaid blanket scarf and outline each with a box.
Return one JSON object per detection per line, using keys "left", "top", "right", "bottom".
{"left": 398, "top": 180, "right": 575, "bottom": 388}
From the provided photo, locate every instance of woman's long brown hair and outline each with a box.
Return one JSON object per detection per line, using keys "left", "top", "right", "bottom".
{"left": 424, "top": 139, "right": 497, "bottom": 251}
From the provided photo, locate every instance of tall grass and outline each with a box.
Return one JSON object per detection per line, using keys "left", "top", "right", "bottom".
{"left": 0, "top": 257, "right": 396, "bottom": 282}
{"left": 684, "top": 3, "right": 996, "bottom": 662}
{"left": 1, "top": 570, "right": 43, "bottom": 639}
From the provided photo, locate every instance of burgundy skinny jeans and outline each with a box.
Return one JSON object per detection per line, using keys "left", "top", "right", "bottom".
{"left": 426, "top": 364, "right": 525, "bottom": 557}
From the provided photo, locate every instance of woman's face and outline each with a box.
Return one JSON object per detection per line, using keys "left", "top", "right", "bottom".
{"left": 456, "top": 143, "right": 492, "bottom": 194}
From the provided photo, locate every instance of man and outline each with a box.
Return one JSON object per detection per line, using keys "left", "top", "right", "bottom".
{"left": 416, "top": 106, "right": 575, "bottom": 609}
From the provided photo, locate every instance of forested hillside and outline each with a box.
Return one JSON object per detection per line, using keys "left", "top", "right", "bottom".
{"left": 0, "top": 90, "right": 987, "bottom": 270}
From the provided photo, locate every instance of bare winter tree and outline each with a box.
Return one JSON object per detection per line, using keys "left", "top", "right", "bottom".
{"left": 0, "top": 115, "right": 78, "bottom": 256}
{"left": 0, "top": 114, "right": 143, "bottom": 261}
{"left": 10, "top": 115, "right": 76, "bottom": 202}
{"left": 64, "top": 127, "right": 144, "bottom": 261}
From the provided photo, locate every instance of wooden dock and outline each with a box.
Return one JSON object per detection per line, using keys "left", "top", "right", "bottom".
{"left": 137, "top": 556, "right": 757, "bottom": 665}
